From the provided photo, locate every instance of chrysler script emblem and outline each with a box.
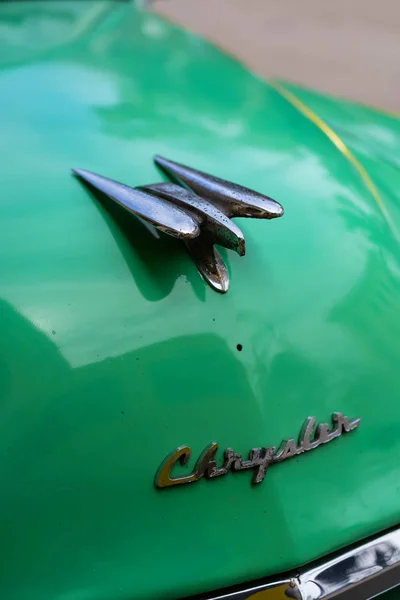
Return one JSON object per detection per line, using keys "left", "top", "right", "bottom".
{"left": 155, "top": 412, "right": 360, "bottom": 488}
{"left": 73, "top": 156, "right": 284, "bottom": 293}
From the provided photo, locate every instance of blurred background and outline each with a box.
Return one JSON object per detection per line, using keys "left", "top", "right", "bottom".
{"left": 153, "top": 0, "right": 400, "bottom": 113}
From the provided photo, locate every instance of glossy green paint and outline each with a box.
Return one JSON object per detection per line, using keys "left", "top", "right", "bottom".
{"left": 381, "top": 586, "right": 400, "bottom": 599}
{"left": 1, "top": 3, "right": 400, "bottom": 600}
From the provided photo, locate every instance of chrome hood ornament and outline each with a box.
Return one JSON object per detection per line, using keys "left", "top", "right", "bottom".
{"left": 73, "top": 156, "right": 284, "bottom": 293}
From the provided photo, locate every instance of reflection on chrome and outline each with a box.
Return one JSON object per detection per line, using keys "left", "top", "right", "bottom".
{"left": 73, "top": 155, "right": 284, "bottom": 294}
{"left": 194, "top": 527, "right": 400, "bottom": 599}
{"left": 296, "top": 532, "right": 400, "bottom": 600}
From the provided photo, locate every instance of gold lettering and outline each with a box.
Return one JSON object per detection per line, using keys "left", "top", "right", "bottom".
{"left": 155, "top": 443, "right": 218, "bottom": 488}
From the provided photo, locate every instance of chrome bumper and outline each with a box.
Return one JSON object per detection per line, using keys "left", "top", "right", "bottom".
{"left": 197, "top": 526, "right": 400, "bottom": 599}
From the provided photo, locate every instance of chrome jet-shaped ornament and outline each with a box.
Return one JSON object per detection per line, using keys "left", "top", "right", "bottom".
{"left": 73, "top": 156, "right": 284, "bottom": 293}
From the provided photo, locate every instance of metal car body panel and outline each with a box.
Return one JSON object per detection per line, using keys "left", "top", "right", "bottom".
{"left": 0, "top": 2, "right": 400, "bottom": 599}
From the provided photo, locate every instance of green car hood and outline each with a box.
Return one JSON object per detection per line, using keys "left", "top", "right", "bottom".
{"left": 1, "top": 3, "right": 400, "bottom": 599}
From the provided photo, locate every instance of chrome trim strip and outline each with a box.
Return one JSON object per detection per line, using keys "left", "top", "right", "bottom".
{"left": 193, "top": 526, "right": 400, "bottom": 599}
{"left": 298, "top": 527, "right": 400, "bottom": 600}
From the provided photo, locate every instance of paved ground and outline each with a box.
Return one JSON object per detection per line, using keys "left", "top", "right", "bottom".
{"left": 153, "top": 0, "right": 400, "bottom": 113}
